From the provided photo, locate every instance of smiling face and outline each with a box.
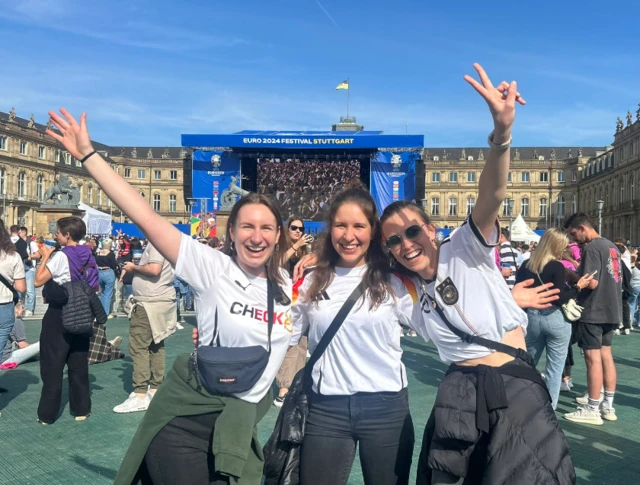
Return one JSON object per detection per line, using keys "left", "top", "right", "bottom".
{"left": 331, "top": 202, "right": 372, "bottom": 268}
{"left": 229, "top": 203, "right": 281, "bottom": 277}
{"left": 381, "top": 207, "right": 438, "bottom": 278}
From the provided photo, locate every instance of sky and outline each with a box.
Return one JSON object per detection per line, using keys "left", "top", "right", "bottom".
{"left": 0, "top": 0, "right": 638, "bottom": 148}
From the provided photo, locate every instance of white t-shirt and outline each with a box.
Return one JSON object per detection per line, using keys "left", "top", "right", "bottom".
{"left": 291, "top": 265, "right": 420, "bottom": 396}
{"left": 0, "top": 252, "right": 25, "bottom": 304}
{"left": 397, "top": 216, "right": 528, "bottom": 363}
{"left": 28, "top": 241, "right": 39, "bottom": 268}
{"left": 46, "top": 252, "right": 72, "bottom": 285}
{"left": 174, "top": 233, "right": 293, "bottom": 403}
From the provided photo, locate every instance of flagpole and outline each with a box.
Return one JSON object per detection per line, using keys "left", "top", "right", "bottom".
{"left": 347, "top": 77, "right": 350, "bottom": 119}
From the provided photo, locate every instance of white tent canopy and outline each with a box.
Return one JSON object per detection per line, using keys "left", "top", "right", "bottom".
{"left": 510, "top": 214, "right": 540, "bottom": 243}
{"left": 79, "top": 202, "right": 112, "bottom": 235}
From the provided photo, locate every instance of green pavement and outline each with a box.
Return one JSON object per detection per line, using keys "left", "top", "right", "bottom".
{"left": 0, "top": 316, "right": 638, "bottom": 484}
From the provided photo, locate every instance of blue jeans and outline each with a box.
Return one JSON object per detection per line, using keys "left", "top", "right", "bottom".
{"left": 0, "top": 303, "right": 16, "bottom": 361}
{"left": 629, "top": 285, "right": 640, "bottom": 326}
{"left": 99, "top": 269, "right": 115, "bottom": 316}
{"left": 25, "top": 266, "right": 36, "bottom": 313}
{"left": 525, "top": 307, "right": 571, "bottom": 409}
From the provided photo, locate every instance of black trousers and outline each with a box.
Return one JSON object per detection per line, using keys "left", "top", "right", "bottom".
{"left": 300, "top": 388, "right": 414, "bottom": 485}
{"left": 144, "top": 413, "right": 229, "bottom": 485}
{"left": 622, "top": 294, "right": 631, "bottom": 330}
{"left": 38, "top": 306, "right": 91, "bottom": 423}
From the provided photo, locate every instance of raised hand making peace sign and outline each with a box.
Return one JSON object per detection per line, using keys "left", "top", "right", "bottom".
{"left": 464, "top": 63, "right": 526, "bottom": 138}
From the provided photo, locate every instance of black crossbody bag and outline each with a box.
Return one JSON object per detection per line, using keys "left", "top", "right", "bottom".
{"left": 190, "top": 277, "right": 276, "bottom": 396}
{"left": 0, "top": 273, "right": 19, "bottom": 305}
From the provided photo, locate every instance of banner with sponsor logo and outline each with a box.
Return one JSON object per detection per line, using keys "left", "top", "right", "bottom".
{"left": 192, "top": 150, "right": 242, "bottom": 214}
{"left": 370, "top": 152, "right": 418, "bottom": 213}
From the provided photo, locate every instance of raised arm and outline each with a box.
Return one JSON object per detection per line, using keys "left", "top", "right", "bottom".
{"left": 466, "top": 64, "right": 526, "bottom": 240}
{"left": 46, "top": 110, "right": 181, "bottom": 266}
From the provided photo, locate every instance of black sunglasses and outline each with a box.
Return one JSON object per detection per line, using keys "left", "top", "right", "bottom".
{"left": 385, "top": 224, "right": 426, "bottom": 249}
{"left": 289, "top": 225, "right": 304, "bottom": 232}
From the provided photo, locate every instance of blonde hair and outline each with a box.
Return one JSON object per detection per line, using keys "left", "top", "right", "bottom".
{"left": 102, "top": 238, "right": 113, "bottom": 251}
{"left": 527, "top": 228, "right": 568, "bottom": 274}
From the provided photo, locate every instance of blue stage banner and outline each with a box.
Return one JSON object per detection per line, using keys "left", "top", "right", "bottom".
{"left": 192, "top": 150, "right": 242, "bottom": 213}
{"left": 370, "top": 152, "right": 417, "bottom": 213}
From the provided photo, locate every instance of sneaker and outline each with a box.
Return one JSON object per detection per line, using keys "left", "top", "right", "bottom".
{"left": 600, "top": 406, "right": 618, "bottom": 422}
{"left": 75, "top": 415, "right": 90, "bottom": 421}
{"left": 176, "top": 321, "right": 184, "bottom": 330}
{"left": 564, "top": 407, "right": 604, "bottom": 425}
{"left": 560, "top": 380, "right": 572, "bottom": 392}
{"left": 274, "top": 395, "right": 286, "bottom": 408}
{"left": 37, "top": 419, "right": 50, "bottom": 426}
{"left": 113, "top": 392, "right": 150, "bottom": 414}
{"left": 614, "top": 329, "right": 621, "bottom": 336}
{"left": 108, "top": 314, "right": 115, "bottom": 319}
{"left": 408, "top": 330, "right": 418, "bottom": 337}
{"left": 623, "top": 329, "right": 631, "bottom": 335}
{"left": 108, "top": 336, "right": 123, "bottom": 349}
{"left": 24, "top": 310, "right": 33, "bottom": 317}
{"left": 575, "top": 392, "right": 589, "bottom": 405}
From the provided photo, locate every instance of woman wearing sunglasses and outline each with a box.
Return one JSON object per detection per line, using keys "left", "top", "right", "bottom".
{"left": 281, "top": 216, "right": 314, "bottom": 275}
{"left": 380, "top": 64, "right": 575, "bottom": 484}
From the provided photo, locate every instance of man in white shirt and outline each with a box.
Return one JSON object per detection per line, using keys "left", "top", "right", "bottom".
{"left": 499, "top": 228, "right": 519, "bottom": 290}
{"left": 19, "top": 227, "right": 40, "bottom": 316}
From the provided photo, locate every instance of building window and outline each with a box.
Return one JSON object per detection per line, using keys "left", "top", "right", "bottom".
{"left": 521, "top": 197, "right": 529, "bottom": 217}
{"left": 540, "top": 172, "right": 548, "bottom": 182}
{"left": 170, "top": 170, "right": 178, "bottom": 181}
{"left": 448, "top": 197, "right": 457, "bottom": 216}
{"left": 0, "top": 136, "right": 6, "bottom": 151}
{"left": 572, "top": 171, "right": 577, "bottom": 182}
{"left": 557, "top": 195, "right": 565, "bottom": 217}
{"left": 169, "top": 194, "right": 177, "bottom": 212}
{"left": 507, "top": 172, "right": 512, "bottom": 183}
{"left": 539, "top": 198, "right": 548, "bottom": 217}
{"left": 521, "top": 172, "right": 530, "bottom": 183}
{"left": 502, "top": 198, "right": 513, "bottom": 216}
{"left": 138, "top": 169, "right": 146, "bottom": 179}
{"left": 431, "top": 197, "right": 440, "bottom": 216}
{"left": 571, "top": 195, "right": 577, "bottom": 214}
{"left": 449, "top": 172, "right": 458, "bottom": 183}
{"left": 37, "top": 175, "right": 44, "bottom": 200}
{"left": 39, "top": 146, "right": 45, "bottom": 159}
{"left": 87, "top": 186, "right": 93, "bottom": 203}
{"left": 153, "top": 194, "right": 161, "bottom": 212}
{"left": 466, "top": 196, "right": 475, "bottom": 216}
{"left": 64, "top": 152, "right": 71, "bottom": 165}
{"left": 97, "top": 189, "right": 102, "bottom": 207}
{"left": 20, "top": 141, "right": 27, "bottom": 155}
{"left": 55, "top": 150, "right": 62, "bottom": 163}
{"left": 467, "top": 172, "right": 476, "bottom": 183}
{"left": 124, "top": 168, "right": 131, "bottom": 178}
{"left": 558, "top": 171, "right": 565, "bottom": 183}
{"left": 0, "top": 168, "right": 5, "bottom": 194}
{"left": 185, "top": 204, "right": 191, "bottom": 213}
{"left": 18, "top": 171, "right": 26, "bottom": 198}
{"left": 154, "top": 170, "right": 161, "bottom": 180}
{"left": 75, "top": 159, "right": 82, "bottom": 168}
{"left": 431, "top": 172, "right": 440, "bottom": 183}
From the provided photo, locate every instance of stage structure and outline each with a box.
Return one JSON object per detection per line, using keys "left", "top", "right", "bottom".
{"left": 181, "top": 130, "right": 424, "bottom": 236}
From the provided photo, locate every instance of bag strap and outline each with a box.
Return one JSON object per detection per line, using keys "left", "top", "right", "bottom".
{"left": 0, "top": 273, "right": 19, "bottom": 304}
{"left": 305, "top": 283, "right": 363, "bottom": 375}
{"left": 428, "top": 286, "right": 524, "bottom": 360}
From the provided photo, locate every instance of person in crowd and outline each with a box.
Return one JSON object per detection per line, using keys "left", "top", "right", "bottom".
{"left": 563, "top": 213, "right": 622, "bottom": 425}
{"left": 18, "top": 227, "right": 39, "bottom": 316}
{"left": 630, "top": 254, "right": 640, "bottom": 328}
{"left": 519, "top": 243, "right": 531, "bottom": 264}
{"left": 46, "top": 108, "right": 295, "bottom": 485}
{"left": 0, "top": 220, "right": 27, "bottom": 391}
{"left": 34, "top": 216, "right": 100, "bottom": 424}
{"left": 515, "top": 228, "right": 593, "bottom": 408}
{"left": 559, "top": 244, "right": 581, "bottom": 392}
{"left": 118, "top": 238, "right": 139, "bottom": 303}
{"left": 113, "top": 238, "right": 177, "bottom": 414}
{"left": 117, "top": 235, "right": 131, "bottom": 263}
{"left": 379, "top": 65, "right": 575, "bottom": 484}
{"left": 0, "top": 301, "right": 40, "bottom": 367}
{"left": 499, "top": 228, "right": 519, "bottom": 289}
{"left": 96, "top": 238, "right": 117, "bottom": 318}
{"left": 614, "top": 242, "right": 632, "bottom": 336}
{"left": 291, "top": 187, "right": 420, "bottom": 485}
{"left": 172, "top": 276, "right": 188, "bottom": 329}
{"left": 280, "top": 215, "right": 314, "bottom": 276}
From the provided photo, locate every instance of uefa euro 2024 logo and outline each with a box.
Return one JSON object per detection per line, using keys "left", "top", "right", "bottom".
{"left": 211, "top": 154, "right": 222, "bottom": 169}
{"left": 391, "top": 154, "right": 402, "bottom": 169}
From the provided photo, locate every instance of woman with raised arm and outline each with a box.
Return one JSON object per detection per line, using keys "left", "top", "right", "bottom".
{"left": 379, "top": 64, "right": 575, "bottom": 484}
{"left": 46, "top": 112, "right": 294, "bottom": 485}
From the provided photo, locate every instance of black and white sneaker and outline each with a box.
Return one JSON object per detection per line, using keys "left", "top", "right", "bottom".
{"left": 274, "top": 395, "right": 286, "bottom": 408}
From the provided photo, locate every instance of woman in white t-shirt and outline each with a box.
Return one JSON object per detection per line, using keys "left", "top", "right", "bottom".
{"left": 46, "top": 110, "right": 292, "bottom": 485}
{"left": 292, "top": 187, "right": 420, "bottom": 485}
{"left": 380, "top": 65, "right": 575, "bottom": 484}
{"left": 0, "top": 219, "right": 27, "bottom": 392}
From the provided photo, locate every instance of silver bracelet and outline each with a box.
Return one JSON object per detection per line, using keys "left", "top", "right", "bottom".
{"left": 487, "top": 130, "right": 512, "bottom": 151}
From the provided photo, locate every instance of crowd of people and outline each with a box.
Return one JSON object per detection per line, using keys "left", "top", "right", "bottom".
{"left": 258, "top": 158, "right": 360, "bottom": 221}
{"left": 0, "top": 64, "right": 637, "bottom": 485}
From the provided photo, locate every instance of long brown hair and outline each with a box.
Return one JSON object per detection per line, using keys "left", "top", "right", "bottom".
{"left": 0, "top": 219, "right": 17, "bottom": 256}
{"left": 223, "top": 193, "right": 286, "bottom": 286}
{"left": 380, "top": 200, "right": 433, "bottom": 277}
{"left": 285, "top": 215, "right": 306, "bottom": 261}
{"left": 305, "top": 188, "right": 393, "bottom": 310}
